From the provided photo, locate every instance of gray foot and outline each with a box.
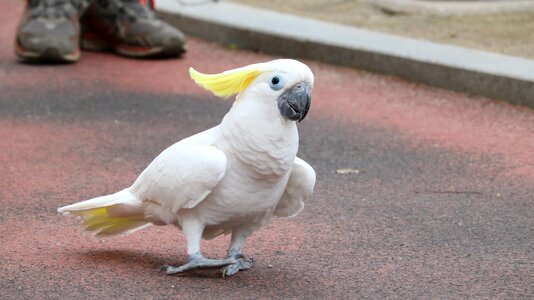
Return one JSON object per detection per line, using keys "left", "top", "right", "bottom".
{"left": 161, "top": 255, "right": 237, "bottom": 275}
{"left": 221, "top": 256, "right": 254, "bottom": 277}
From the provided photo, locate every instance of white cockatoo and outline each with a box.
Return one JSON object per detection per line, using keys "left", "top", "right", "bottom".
{"left": 58, "top": 59, "right": 316, "bottom": 276}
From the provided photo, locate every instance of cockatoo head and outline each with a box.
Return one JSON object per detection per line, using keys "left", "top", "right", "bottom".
{"left": 189, "top": 59, "right": 314, "bottom": 122}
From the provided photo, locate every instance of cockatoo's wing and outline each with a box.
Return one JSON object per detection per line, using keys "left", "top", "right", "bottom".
{"left": 274, "top": 157, "right": 316, "bottom": 218}
{"left": 130, "top": 142, "right": 227, "bottom": 213}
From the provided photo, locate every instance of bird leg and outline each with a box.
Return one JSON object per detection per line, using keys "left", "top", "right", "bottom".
{"left": 161, "top": 252, "right": 237, "bottom": 275}
{"left": 221, "top": 228, "right": 255, "bottom": 277}
{"left": 162, "top": 219, "right": 237, "bottom": 275}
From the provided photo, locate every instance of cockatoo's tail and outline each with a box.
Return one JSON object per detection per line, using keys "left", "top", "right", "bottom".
{"left": 58, "top": 59, "right": 316, "bottom": 277}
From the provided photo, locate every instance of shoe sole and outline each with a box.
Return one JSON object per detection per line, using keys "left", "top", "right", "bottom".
{"left": 116, "top": 44, "right": 186, "bottom": 58}
{"left": 81, "top": 32, "right": 185, "bottom": 58}
{"left": 15, "top": 40, "right": 80, "bottom": 63}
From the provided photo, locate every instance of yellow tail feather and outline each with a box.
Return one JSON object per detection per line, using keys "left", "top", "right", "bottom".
{"left": 79, "top": 207, "right": 148, "bottom": 238}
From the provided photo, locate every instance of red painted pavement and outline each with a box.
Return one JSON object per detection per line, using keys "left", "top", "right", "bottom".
{"left": 1, "top": 0, "right": 533, "bottom": 298}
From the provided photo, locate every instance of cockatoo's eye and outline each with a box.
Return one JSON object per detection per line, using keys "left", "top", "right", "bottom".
{"left": 269, "top": 75, "right": 284, "bottom": 91}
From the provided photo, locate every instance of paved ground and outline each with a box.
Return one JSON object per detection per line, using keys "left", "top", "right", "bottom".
{"left": 1, "top": 1, "right": 534, "bottom": 299}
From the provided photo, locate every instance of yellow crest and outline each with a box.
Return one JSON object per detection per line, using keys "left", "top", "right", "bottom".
{"left": 189, "top": 65, "right": 261, "bottom": 98}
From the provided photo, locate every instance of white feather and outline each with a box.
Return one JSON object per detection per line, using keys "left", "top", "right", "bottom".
{"left": 274, "top": 157, "right": 316, "bottom": 218}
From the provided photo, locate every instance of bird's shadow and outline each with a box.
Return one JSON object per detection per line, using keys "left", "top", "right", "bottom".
{"left": 73, "top": 249, "right": 226, "bottom": 279}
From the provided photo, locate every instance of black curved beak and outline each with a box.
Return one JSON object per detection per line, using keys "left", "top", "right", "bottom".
{"left": 277, "top": 81, "right": 311, "bottom": 122}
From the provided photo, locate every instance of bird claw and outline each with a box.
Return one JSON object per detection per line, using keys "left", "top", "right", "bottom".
{"left": 160, "top": 264, "right": 181, "bottom": 274}
{"left": 160, "top": 264, "right": 187, "bottom": 275}
{"left": 160, "top": 265, "right": 170, "bottom": 272}
{"left": 221, "top": 256, "right": 254, "bottom": 277}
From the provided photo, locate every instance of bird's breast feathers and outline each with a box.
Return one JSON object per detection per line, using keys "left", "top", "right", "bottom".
{"left": 219, "top": 114, "right": 299, "bottom": 178}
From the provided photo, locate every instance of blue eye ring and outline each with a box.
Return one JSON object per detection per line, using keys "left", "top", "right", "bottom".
{"left": 269, "top": 75, "right": 284, "bottom": 91}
